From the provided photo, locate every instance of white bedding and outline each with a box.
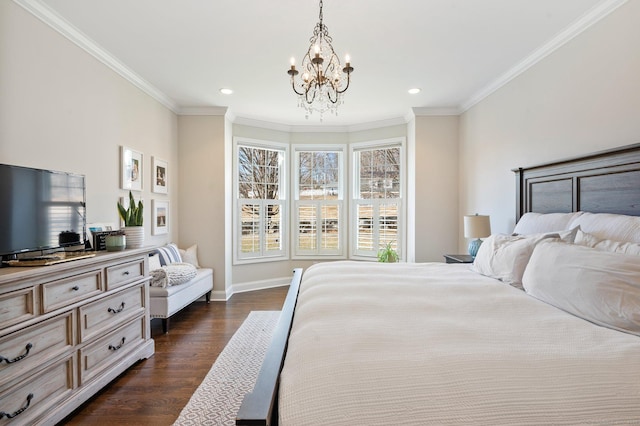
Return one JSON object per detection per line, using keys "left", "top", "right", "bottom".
{"left": 279, "top": 261, "right": 640, "bottom": 425}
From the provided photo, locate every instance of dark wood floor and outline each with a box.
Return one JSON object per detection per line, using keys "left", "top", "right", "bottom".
{"left": 59, "top": 286, "right": 289, "bottom": 425}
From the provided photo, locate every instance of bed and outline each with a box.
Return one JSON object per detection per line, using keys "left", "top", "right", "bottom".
{"left": 236, "top": 143, "right": 640, "bottom": 425}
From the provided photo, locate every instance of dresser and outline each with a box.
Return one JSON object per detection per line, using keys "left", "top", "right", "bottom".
{"left": 0, "top": 249, "right": 155, "bottom": 425}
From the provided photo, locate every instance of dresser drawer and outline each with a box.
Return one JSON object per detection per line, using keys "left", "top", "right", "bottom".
{"left": 78, "top": 284, "right": 145, "bottom": 343}
{"left": 106, "top": 258, "right": 145, "bottom": 290}
{"left": 0, "top": 312, "right": 74, "bottom": 388}
{"left": 0, "top": 286, "right": 36, "bottom": 330}
{"left": 79, "top": 316, "right": 145, "bottom": 385}
{"left": 42, "top": 270, "right": 103, "bottom": 313}
{"left": 0, "top": 355, "right": 74, "bottom": 425}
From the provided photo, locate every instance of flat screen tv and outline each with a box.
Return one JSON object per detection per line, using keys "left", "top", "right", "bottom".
{"left": 0, "top": 163, "right": 86, "bottom": 260}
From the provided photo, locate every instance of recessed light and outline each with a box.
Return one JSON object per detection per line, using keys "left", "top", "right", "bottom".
{"left": 408, "top": 88, "right": 421, "bottom": 95}
{"left": 220, "top": 88, "right": 233, "bottom": 95}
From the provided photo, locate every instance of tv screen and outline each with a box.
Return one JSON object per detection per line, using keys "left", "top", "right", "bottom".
{"left": 0, "top": 163, "right": 86, "bottom": 258}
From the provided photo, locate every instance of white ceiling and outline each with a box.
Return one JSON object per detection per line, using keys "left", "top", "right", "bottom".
{"left": 21, "top": 0, "right": 622, "bottom": 128}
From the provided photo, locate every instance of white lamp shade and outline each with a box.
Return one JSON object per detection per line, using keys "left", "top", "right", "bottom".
{"left": 464, "top": 214, "right": 491, "bottom": 239}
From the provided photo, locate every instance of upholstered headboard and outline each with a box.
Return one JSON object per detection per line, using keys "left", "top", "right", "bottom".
{"left": 514, "top": 143, "right": 640, "bottom": 221}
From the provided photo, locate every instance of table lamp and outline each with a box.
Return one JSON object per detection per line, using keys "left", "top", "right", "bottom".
{"left": 464, "top": 214, "right": 491, "bottom": 257}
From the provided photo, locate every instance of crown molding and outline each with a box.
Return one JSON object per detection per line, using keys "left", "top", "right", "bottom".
{"left": 412, "top": 107, "right": 462, "bottom": 117}
{"left": 460, "top": 0, "right": 628, "bottom": 112}
{"left": 343, "top": 116, "right": 410, "bottom": 133}
{"left": 13, "top": 0, "right": 180, "bottom": 113}
{"left": 231, "top": 115, "right": 298, "bottom": 133}
{"left": 178, "top": 106, "right": 228, "bottom": 116}
{"left": 228, "top": 113, "right": 411, "bottom": 133}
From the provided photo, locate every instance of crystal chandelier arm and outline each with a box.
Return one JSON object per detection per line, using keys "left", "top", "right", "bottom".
{"left": 290, "top": 78, "right": 305, "bottom": 96}
{"left": 336, "top": 70, "right": 352, "bottom": 94}
{"left": 305, "top": 82, "right": 318, "bottom": 104}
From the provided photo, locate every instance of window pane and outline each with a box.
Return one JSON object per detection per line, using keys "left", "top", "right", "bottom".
{"left": 357, "top": 147, "right": 400, "bottom": 200}
{"left": 237, "top": 145, "right": 283, "bottom": 200}
{"left": 240, "top": 203, "right": 260, "bottom": 253}
{"left": 298, "top": 150, "right": 341, "bottom": 201}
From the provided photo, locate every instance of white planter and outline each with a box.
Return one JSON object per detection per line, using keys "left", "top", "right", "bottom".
{"left": 123, "top": 226, "right": 144, "bottom": 249}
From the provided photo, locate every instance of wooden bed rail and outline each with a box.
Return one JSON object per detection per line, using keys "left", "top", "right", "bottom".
{"left": 236, "top": 268, "right": 303, "bottom": 426}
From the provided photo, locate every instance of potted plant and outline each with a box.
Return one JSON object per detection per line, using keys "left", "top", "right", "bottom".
{"left": 377, "top": 242, "right": 399, "bottom": 263}
{"left": 117, "top": 191, "right": 144, "bottom": 249}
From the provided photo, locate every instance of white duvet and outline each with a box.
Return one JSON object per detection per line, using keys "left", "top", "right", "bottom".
{"left": 279, "top": 261, "right": 640, "bottom": 425}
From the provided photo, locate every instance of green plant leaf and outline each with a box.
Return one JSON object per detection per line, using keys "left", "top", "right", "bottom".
{"left": 117, "top": 190, "right": 143, "bottom": 226}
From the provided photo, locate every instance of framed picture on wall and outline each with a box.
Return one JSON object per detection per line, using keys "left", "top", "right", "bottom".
{"left": 152, "top": 156, "right": 168, "bottom": 194}
{"left": 152, "top": 199, "right": 169, "bottom": 235}
{"left": 121, "top": 146, "right": 143, "bottom": 191}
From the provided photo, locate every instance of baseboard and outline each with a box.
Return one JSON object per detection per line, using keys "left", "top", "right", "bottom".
{"left": 209, "top": 289, "right": 230, "bottom": 302}
{"left": 206, "top": 277, "right": 291, "bottom": 301}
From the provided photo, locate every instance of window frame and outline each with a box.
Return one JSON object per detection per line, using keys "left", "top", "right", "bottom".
{"left": 232, "top": 137, "right": 289, "bottom": 265}
{"left": 349, "top": 138, "right": 406, "bottom": 261}
{"left": 291, "top": 144, "right": 347, "bottom": 259}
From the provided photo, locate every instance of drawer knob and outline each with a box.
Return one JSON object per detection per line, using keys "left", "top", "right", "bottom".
{"left": 0, "top": 393, "right": 33, "bottom": 419}
{"left": 107, "top": 302, "right": 126, "bottom": 314}
{"left": 1, "top": 343, "right": 33, "bottom": 364}
{"left": 108, "top": 337, "right": 126, "bottom": 351}
{"left": 71, "top": 285, "right": 80, "bottom": 291}
{"left": 122, "top": 271, "right": 130, "bottom": 276}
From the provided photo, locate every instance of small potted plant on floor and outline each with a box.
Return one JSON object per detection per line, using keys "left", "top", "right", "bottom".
{"left": 117, "top": 191, "right": 144, "bottom": 249}
{"left": 377, "top": 242, "right": 399, "bottom": 263}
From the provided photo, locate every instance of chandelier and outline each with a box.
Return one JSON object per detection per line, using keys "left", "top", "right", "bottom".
{"left": 287, "top": 0, "right": 354, "bottom": 121}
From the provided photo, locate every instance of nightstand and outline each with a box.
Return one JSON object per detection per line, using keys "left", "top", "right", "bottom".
{"left": 443, "top": 254, "right": 475, "bottom": 264}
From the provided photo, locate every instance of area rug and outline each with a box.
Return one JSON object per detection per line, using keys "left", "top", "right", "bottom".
{"left": 173, "top": 310, "right": 280, "bottom": 426}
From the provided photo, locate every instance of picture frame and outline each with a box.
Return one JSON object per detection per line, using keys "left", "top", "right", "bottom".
{"left": 152, "top": 199, "right": 169, "bottom": 235}
{"left": 152, "top": 156, "right": 168, "bottom": 194}
{"left": 121, "top": 146, "right": 143, "bottom": 191}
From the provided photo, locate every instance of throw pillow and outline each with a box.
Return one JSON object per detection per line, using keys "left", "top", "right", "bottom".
{"left": 155, "top": 243, "right": 182, "bottom": 266}
{"left": 148, "top": 253, "right": 162, "bottom": 271}
{"left": 179, "top": 244, "right": 201, "bottom": 268}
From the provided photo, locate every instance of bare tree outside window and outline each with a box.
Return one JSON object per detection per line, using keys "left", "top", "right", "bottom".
{"left": 238, "top": 146, "right": 281, "bottom": 200}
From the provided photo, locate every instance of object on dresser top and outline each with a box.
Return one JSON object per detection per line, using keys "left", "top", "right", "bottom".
{"left": 4, "top": 251, "right": 96, "bottom": 266}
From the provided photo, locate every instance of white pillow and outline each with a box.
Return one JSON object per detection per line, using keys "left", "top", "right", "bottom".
{"left": 472, "top": 234, "right": 553, "bottom": 288}
{"left": 179, "top": 244, "right": 201, "bottom": 268}
{"left": 574, "top": 229, "right": 640, "bottom": 256}
{"left": 523, "top": 240, "right": 640, "bottom": 336}
{"left": 568, "top": 212, "right": 640, "bottom": 243}
{"left": 513, "top": 212, "right": 582, "bottom": 235}
{"left": 148, "top": 253, "right": 162, "bottom": 271}
{"left": 517, "top": 226, "right": 579, "bottom": 243}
